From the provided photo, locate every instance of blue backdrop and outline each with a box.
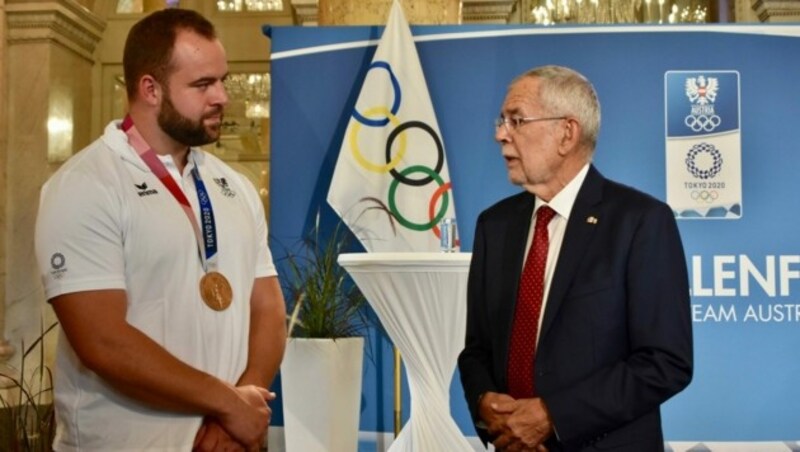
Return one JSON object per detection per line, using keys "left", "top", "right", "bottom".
{"left": 264, "top": 23, "right": 800, "bottom": 444}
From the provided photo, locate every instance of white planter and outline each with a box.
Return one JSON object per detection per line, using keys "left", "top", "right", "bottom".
{"left": 281, "top": 337, "right": 364, "bottom": 452}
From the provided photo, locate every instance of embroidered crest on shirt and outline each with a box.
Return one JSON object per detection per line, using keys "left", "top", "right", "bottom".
{"left": 213, "top": 177, "right": 237, "bottom": 198}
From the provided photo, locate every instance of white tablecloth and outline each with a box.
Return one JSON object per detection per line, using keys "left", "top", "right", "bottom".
{"left": 338, "top": 252, "right": 472, "bottom": 451}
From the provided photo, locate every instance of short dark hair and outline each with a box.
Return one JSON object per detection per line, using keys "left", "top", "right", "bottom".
{"left": 122, "top": 8, "right": 217, "bottom": 99}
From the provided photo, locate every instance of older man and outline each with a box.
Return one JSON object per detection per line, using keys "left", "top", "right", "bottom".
{"left": 458, "top": 65, "right": 693, "bottom": 451}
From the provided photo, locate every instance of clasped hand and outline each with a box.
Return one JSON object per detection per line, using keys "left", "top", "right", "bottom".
{"left": 479, "top": 392, "right": 553, "bottom": 452}
{"left": 193, "top": 385, "right": 275, "bottom": 452}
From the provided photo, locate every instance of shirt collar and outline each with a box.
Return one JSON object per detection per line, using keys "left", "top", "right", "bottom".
{"left": 106, "top": 119, "right": 204, "bottom": 173}
{"left": 535, "top": 163, "right": 591, "bottom": 220}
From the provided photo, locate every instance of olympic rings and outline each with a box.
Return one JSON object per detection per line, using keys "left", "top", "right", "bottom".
{"left": 347, "top": 61, "right": 454, "bottom": 239}
{"left": 684, "top": 114, "right": 721, "bottom": 132}
{"left": 352, "top": 61, "right": 401, "bottom": 127}
{"left": 386, "top": 121, "right": 444, "bottom": 186}
{"left": 685, "top": 143, "right": 723, "bottom": 180}
{"left": 349, "top": 106, "right": 408, "bottom": 173}
{"left": 388, "top": 165, "right": 449, "bottom": 231}
{"left": 690, "top": 190, "right": 719, "bottom": 203}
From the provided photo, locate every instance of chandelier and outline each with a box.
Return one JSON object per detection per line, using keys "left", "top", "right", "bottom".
{"left": 528, "top": 0, "right": 708, "bottom": 24}
{"left": 224, "top": 73, "right": 272, "bottom": 119}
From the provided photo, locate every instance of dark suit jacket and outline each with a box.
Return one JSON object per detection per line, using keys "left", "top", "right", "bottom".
{"left": 458, "top": 165, "right": 693, "bottom": 451}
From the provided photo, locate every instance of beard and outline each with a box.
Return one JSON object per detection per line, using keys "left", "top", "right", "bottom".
{"left": 158, "top": 92, "right": 223, "bottom": 147}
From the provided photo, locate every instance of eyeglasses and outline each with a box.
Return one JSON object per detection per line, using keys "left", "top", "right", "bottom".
{"left": 494, "top": 116, "right": 567, "bottom": 133}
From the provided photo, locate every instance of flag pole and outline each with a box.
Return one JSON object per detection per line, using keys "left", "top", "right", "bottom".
{"left": 393, "top": 346, "right": 402, "bottom": 437}
{"left": 391, "top": 4, "right": 405, "bottom": 438}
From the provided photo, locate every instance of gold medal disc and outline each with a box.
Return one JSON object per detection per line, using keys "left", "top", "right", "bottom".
{"left": 199, "top": 271, "right": 233, "bottom": 311}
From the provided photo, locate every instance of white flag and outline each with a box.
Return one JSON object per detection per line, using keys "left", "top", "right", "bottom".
{"left": 327, "top": 0, "right": 457, "bottom": 252}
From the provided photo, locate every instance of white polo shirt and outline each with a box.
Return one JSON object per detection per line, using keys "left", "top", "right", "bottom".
{"left": 35, "top": 120, "right": 277, "bottom": 451}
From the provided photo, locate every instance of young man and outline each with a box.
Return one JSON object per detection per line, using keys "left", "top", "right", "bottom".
{"left": 35, "top": 9, "right": 286, "bottom": 451}
{"left": 458, "top": 65, "right": 693, "bottom": 451}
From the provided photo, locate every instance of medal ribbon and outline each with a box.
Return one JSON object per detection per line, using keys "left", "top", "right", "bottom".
{"left": 191, "top": 165, "right": 219, "bottom": 264}
{"left": 121, "top": 115, "right": 219, "bottom": 272}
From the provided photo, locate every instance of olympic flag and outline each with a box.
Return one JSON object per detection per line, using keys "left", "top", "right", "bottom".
{"left": 327, "top": 0, "right": 457, "bottom": 252}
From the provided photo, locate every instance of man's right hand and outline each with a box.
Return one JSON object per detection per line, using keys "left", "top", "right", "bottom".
{"left": 218, "top": 385, "right": 275, "bottom": 450}
{"left": 479, "top": 391, "right": 515, "bottom": 439}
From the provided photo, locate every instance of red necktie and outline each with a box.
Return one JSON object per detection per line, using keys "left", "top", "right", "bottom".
{"left": 507, "top": 205, "right": 556, "bottom": 399}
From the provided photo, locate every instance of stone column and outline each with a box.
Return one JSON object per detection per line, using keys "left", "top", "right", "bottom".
{"left": 732, "top": 0, "right": 758, "bottom": 20}
{"left": 318, "top": 0, "right": 461, "bottom": 24}
{"left": 3, "top": 0, "right": 104, "bottom": 376}
{"left": 0, "top": 0, "right": 12, "bottom": 371}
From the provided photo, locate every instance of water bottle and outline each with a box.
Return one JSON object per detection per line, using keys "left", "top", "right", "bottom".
{"left": 439, "top": 217, "right": 459, "bottom": 253}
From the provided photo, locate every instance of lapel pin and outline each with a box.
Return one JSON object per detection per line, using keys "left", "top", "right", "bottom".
{"left": 586, "top": 216, "right": 598, "bottom": 224}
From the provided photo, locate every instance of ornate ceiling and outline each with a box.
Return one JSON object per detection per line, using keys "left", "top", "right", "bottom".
{"left": 289, "top": 0, "right": 519, "bottom": 25}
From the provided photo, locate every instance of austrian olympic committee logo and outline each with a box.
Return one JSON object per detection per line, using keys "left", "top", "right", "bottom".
{"left": 348, "top": 60, "right": 453, "bottom": 241}
{"left": 684, "top": 75, "right": 721, "bottom": 132}
{"left": 666, "top": 70, "right": 741, "bottom": 219}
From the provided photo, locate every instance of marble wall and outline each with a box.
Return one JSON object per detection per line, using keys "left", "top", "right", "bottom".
{"left": 2, "top": 0, "right": 104, "bottom": 386}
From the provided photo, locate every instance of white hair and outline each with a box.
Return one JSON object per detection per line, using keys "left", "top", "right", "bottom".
{"left": 513, "top": 65, "right": 601, "bottom": 150}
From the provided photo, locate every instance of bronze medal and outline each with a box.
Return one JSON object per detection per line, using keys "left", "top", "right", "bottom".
{"left": 199, "top": 271, "right": 233, "bottom": 311}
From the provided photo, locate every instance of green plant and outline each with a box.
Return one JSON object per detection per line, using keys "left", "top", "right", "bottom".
{"left": 0, "top": 321, "right": 58, "bottom": 452}
{"left": 282, "top": 214, "right": 367, "bottom": 339}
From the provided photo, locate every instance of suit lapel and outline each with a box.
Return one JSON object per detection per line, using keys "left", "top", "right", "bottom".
{"left": 498, "top": 193, "right": 536, "bottom": 379}
{"left": 539, "top": 165, "right": 605, "bottom": 343}
{"left": 501, "top": 193, "right": 535, "bottom": 320}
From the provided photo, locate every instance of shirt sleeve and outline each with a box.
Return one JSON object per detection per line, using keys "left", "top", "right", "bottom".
{"left": 234, "top": 172, "right": 277, "bottom": 278}
{"left": 35, "top": 168, "right": 127, "bottom": 300}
